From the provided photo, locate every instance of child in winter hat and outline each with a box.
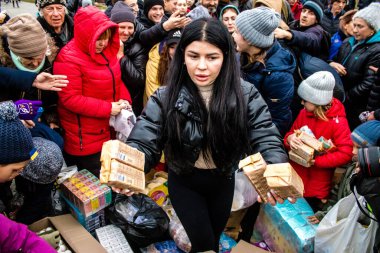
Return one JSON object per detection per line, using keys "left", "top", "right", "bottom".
{"left": 285, "top": 71, "right": 353, "bottom": 211}
{"left": 353, "top": 2, "right": 380, "bottom": 33}
{"left": 0, "top": 101, "right": 56, "bottom": 252}
{"left": 20, "top": 137, "right": 63, "bottom": 184}
{"left": 0, "top": 101, "right": 34, "bottom": 170}
{"left": 351, "top": 120, "right": 380, "bottom": 148}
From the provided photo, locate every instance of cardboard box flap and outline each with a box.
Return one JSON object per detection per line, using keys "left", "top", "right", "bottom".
{"left": 231, "top": 240, "right": 273, "bottom": 253}
{"left": 264, "top": 163, "right": 292, "bottom": 178}
{"left": 238, "top": 153, "right": 263, "bottom": 169}
{"left": 50, "top": 214, "right": 106, "bottom": 253}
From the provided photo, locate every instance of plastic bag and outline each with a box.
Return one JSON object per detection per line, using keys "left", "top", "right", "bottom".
{"left": 231, "top": 170, "right": 258, "bottom": 211}
{"left": 57, "top": 164, "right": 78, "bottom": 184}
{"left": 315, "top": 193, "right": 378, "bottom": 253}
{"left": 109, "top": 109, "right": 136, "bottom": 142}
{"left": 168, "top": 207, "right": 192, "bottom": 253}
{"left": 108, "top": 194, "right": 170, "bottom": 247}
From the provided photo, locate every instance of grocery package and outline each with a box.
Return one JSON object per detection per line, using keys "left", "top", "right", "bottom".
{"left": 100, "top": 140, "right": 145, "bottom": 193}
{"left": 146, "top": 171, "right": 169, "bottom": 206}
{"left": 62, "top": 194, "right": 106, "bottom": 236}
{"left": 289, "top": 126, "right": 335, "bottom": 167}
{"left": 239, "top": 153, "right": 304, "bottom": 202}
{"left": 96, "top": 225, "right": 134, "bottom": 253}
{"left": 253, "top": 198, "right": 317, "bottom": 253}
{"left": 61, "top": 169, "right": 112, "bottom": 217}
{"left": 264, "top": 163, "right": 304, "bottom": 200}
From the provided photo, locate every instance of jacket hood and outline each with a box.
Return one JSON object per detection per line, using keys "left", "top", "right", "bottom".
{"left": 348, "top": 30, "right": 380, "bottom": 46}
{"left": 74, "top": 6, "right": 119, "bottom": 64}
{"left": 264, "top": 40, "right": 296, "bottom": 73}
{"left": 305, "top": 98, "right": 346, "bottom": 118}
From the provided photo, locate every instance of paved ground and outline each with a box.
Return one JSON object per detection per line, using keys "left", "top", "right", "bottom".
{"left": 1, "top": 1, "right": 37, "bottom": 17}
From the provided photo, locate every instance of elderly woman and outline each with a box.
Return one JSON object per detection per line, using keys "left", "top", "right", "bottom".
{"left": 0, "top": 14, "right": 66, "bottom": 147}
{"left": 54, "top": 6, "right": 131, "bottom": 177}
{"left": 329, "top": 3, "right": 380, "bottom": 129}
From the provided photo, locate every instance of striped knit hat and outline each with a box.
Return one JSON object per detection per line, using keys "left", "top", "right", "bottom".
{"left": 235, "top": 7, "right": 280, "bottom": 48}
{"left": 1, "top": 14, "right": 47, "bottom": 58}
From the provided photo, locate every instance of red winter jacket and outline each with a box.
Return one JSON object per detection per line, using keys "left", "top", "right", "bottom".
{"left": 284, "top": 98, "right": 353, "bottom": 199}
{"left": 54, "top": 6, "right": 131, "bottom": 156}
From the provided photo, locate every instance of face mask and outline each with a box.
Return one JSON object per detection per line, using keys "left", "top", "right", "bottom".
{"left": 10, "top": 50, "right": 46, "bottom": 73}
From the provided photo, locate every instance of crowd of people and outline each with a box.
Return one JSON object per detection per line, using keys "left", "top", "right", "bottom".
{"left": 0, "top": 0, "right": 380, "bottom": 251}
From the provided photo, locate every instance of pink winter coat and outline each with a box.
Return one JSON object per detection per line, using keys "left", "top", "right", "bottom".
{"left": 0, "top": 214, "right": 56, "bottom": 253}
{"left": 54, "top": 6, "right": 131, "bottom": 156}
{"left": 284, "top": 98, "right": 353, "bottom": 199}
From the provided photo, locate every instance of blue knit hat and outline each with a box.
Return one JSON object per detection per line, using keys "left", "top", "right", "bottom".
{"left": 351, "top": 120, "right": 380, "bottom": 147}
{"left": 0, "top": 101, "right": 34, "bottom": 164}
{"left": 303, "top": 0, "right": 323, "bottom": 23}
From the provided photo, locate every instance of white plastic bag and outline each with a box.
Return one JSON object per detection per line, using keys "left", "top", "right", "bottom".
{"left": 231, "top": 171, "right": 258, "bottom": 211}
{"left": 109, "top": 109, "right": 136, "bottom": 142}
{"left": 315, "top": 193, "right": 378, "bottom": 253}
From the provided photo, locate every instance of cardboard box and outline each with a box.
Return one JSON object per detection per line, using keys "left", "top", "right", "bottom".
{"left": 231, "top": 240, "right": 272, "bottom": 253}
{"left": 296, "top": 131, "right": 323, "bottom": 151}
{"left": 240, "top": 153, "right": 271, "bottom": 203}
{"left": 289, "top": 150, "right": 312, "bottom": 167}
{"left": 29, "top": 214, "right": 106, "bottom": 253}
{"left": 224, "top": 208, "right": 247, "bottom": 240}
{"left": 62, "top": 194, "right": 106, "bottom": 236}
{"left": 61, "top": 169, "right": 112, "bottom": 217}
{"left": 108, "top": 159, "right": 145, "bottom": 193}
{"left": 264, "top": 163, "right": 304, "bottom": 199}
{"left": 100, "top": 140, "right": 145, "bottom": 193}
{"left": 293, "top": 144, "right": 314, "bottom": 161}
{"left": 101, "top": 140, "right": 145, "bottom": 169}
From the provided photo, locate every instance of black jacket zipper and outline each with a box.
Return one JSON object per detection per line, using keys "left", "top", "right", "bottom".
{"left": 101, "top": 53, "right": 116, "bottom": 101}
{"left": 77, "top": 114, "right": 83, "bottom": 150}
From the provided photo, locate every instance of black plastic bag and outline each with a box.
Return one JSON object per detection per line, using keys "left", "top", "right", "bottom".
{"left": 108, "top": 193, "right": 170, "bottom": 247}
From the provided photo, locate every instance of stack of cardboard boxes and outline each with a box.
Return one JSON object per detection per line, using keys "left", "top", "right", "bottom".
{"left": 100, "top": 140, "right": 145, "bottom": 193}
{"left": 239, "top": 153, "right": 304, "bottom": 202}
{"left": 60, "top": 170, "right": 111, "bottom": 234}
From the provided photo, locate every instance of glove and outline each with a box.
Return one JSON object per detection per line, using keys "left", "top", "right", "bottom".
{"left": 14, "top": 99, "right": 43, "bottom": 121}
{"left": 39, "top": 230, "right": 61, "bottom": 249}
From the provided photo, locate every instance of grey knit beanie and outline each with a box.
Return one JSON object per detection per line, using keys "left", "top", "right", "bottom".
{"left": 235, "top": 7, "right": 280, "bottom": 48}
{"left": 298, "top": 71, "right": 335, "bottom": 106}
{"left": 353, "top": 2, "right": 380, "bottom": 32}
{"left": 20, "top": 137, "right": 63, "bottom": 184}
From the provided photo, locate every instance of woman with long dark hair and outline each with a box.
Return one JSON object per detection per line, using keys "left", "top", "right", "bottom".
{"left": 126, "top": 18, "right": 288, "bottom": 252}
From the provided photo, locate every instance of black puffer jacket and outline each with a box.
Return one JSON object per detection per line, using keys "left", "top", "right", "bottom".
{"left": 127, "top": 80, "right": 288, "bottom": 175}
{"left": 334, "top": 32, "right": 380, "bottom": 128}
{"left": 120, "top": 23, "right": 149, "bottom": 116}
{"left": 368, "top": 69, "right": 380, "bottom": 112}
{"left": 335, "top": 34, "right": 380, "bottom": 106}
{"left": 320, "top": 9, "right": 345, "bottom": 36}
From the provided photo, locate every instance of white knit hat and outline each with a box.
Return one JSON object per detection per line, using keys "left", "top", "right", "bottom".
{"left": 298, "top": 71, "right": 335, "bottom": 106}
{"left": 353, "top": 2, "right": 380, "bottom": 32}
{"left": 235, "top": 7, "right": 280, "bottom": 48}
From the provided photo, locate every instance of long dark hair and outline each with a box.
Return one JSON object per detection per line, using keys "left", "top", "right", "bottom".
{"left": 163, "top": 18, "right": 249, "bottom": 170}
